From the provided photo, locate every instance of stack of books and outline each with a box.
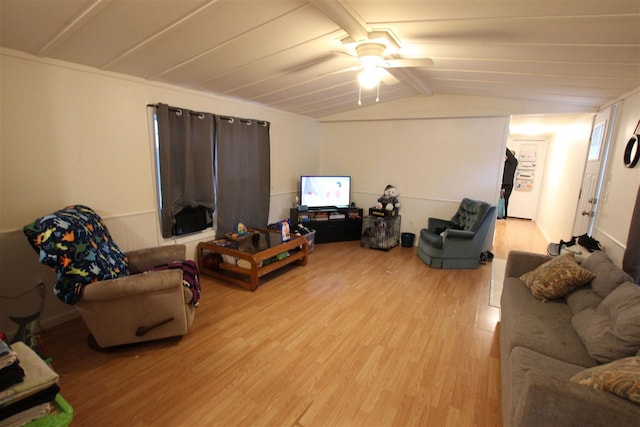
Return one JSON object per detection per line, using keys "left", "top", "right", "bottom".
{"left": 313, "top": 212, "right": 329, "bottom": 221}
{"left": 0, "top": 341, "right": 71, "bottom": 426}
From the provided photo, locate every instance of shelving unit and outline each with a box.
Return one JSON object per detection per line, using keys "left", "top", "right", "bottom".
{"left": 290, "top": 207, "right": 363, "bottom": 243}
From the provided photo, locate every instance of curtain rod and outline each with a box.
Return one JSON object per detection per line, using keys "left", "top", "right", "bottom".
{"left": 147, "top": 103, "right": 206, "bottom": 119}
{"left": 148, "top": 104, "right": 268, "bottom": 126}
{"left": 218, "top": 116, "right": 269, "bottom": 127}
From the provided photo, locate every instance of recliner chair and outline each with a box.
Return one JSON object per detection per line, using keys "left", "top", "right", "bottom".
{"left": 417, "top": 198, "right": 496, "bottom": 269}
{"left": 23, "top": 205, "right": 197, "bottom": 349}
{"left": 75, "top": 244, "right": 196, "bottom": 349}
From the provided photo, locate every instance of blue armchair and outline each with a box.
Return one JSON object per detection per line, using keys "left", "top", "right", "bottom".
{"left": 417, "top": 198, "right": 496, "bottom": 269}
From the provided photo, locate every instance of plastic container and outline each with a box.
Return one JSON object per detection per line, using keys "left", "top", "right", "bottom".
{"left": 25, "top": 394, "right": 73, "bottom": 426}
{"left": 302, "top": 230, "right": 316, "bottom": 253}
{"left": 401, "top": 232, "right": 416, "bottom": 248}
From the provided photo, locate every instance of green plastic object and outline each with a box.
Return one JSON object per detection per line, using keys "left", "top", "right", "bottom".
{"left": 24, "top": 394, "right": 73, "bottom": 427}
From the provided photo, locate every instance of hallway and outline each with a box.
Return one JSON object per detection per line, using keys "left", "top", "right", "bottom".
{"left": 492, "top": 217, "right": 548, "bottom": 259}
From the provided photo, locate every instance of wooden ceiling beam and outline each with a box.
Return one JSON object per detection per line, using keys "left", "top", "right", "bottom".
{"left": 308, "top": 0, "right": 370, "bottom": 42}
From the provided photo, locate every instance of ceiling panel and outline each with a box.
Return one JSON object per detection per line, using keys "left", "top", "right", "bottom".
{"left": 107, "top": 0, "right": 307, "bottom": 77}
{"left": 1, "top": 0, "right": 638, "bottom": 118}
{"left": 424, "top": 43, "right": 640, "bottom": 64}
{"left": 390, "top": 15, "right": 640, "bottom": 45}
{"left": 289, "top": 84, "right": 416, "bottom": 117}
{"left": 154, "top": 4, "right": 339, "bottom": 85}
{"left": 225, "top": 66, "right": 358, "bottom": 102}
{"left": 196, "top": 35, "right": 348, "bottom": 95}
{"left": 430, "top": 59, "right": 638, "bottom": 80}
{"left": 0, "top": 0, "right": 96, "bottom": 53}
{"left": 353, "top": 1, "right": 639, "bottom": 23}
{"left": 254, "top": 72, "right": 383, "bottom": 105}
{"left": 44, "top": 1, "right": 205, "bottom": 67}
{"left": 437, "top": 83, "right": 612, "bottom": 107}
{"left": 424, "top": 68, "right": 634, "bottom": 90}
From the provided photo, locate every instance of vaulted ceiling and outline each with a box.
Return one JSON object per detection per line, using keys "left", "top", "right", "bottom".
{"left": 1, "top": 0, "right": 639, "bottom": 118}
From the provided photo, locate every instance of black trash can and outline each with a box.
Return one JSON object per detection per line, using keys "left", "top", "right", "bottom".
{"left": 401, "top": 232, "right": 416, "bottom": 248}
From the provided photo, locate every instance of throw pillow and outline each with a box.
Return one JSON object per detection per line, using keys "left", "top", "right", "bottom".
{"left": 570, "top": 356, "right": 640, "bottom": 404}
{"left": 571, "top": 282, "right": 640, "bottom": 363}
{"left": 565, "top": 287, "right": 603, "bottom": 315}
{"left": 520, "top": 253, "right": 596, "bottom": 302}
{"left": 580, "top": 251, "right": 634, "bottom": 298}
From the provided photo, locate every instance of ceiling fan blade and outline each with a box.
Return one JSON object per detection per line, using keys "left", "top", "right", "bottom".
{"left": 383, "top": 58, "right": 434, "bottom": 68}
{"left": 330, "top": 49, "right": 356, "bottom": 59}
{"left": 380, "top": 69, "right": 400, "bottom": 85}
{"left": 316, "top": 65, "right": 361, "bottom": 78}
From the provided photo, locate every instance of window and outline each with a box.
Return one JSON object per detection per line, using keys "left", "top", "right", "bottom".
{"left": 151, "top": 104, "right": 271, "bottom": 239}
{"left": 154, "top": 104, "right": 215, "bottom": 238}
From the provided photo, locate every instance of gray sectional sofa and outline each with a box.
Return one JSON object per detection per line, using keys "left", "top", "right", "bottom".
{"left": 500, "top": 250, "right": 640, "bottom": 426}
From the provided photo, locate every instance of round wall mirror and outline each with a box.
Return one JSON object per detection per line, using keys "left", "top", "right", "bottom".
{"left": 624, "top": 135, "right": 640, "bottom": 168}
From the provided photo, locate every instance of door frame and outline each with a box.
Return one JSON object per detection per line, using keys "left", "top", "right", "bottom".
{"left": 572, "top": 103, "right": 619, "bottom": 236}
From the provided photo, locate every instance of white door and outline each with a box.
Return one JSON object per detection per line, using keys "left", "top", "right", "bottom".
{"left": 507, "top": 139, "right": 546, "bottom": 219}
{"left": 572, "top": 105, "right": 617, "bottom": 236}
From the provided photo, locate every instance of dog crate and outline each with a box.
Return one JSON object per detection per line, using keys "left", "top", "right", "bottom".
{"left": 361, "top": 215, "right": 401, "bottom": 251}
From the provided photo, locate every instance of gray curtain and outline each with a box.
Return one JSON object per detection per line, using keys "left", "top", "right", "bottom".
{"left": 623, "top": 184, "right": 640, "bottom": 283}
{"left": 156, "top": 103, "right": 215, "bottom": 238}
{"left": 215, "top": 116, "right": 270, "bottom": 237}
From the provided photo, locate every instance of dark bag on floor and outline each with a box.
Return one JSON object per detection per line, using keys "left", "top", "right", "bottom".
{"left": 578, "top": 234, "right": 601, "bottom": 252}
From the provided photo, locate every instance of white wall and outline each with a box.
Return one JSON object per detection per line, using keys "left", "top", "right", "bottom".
{"left": 526, "top": 116, "right": 594, "bottom": 243}
{"left": 320, "top": 117, "right": 510, "bottom": 238}
{"left": 0, "top": 49, "right": 321, "bottom": 334}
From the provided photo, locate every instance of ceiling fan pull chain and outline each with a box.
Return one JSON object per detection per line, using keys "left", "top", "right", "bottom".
{"left": 358, "top": 83, "right": 362, "bottom": 106}
{"left": 376, "top": 81, "right": 380, "bottom": 103}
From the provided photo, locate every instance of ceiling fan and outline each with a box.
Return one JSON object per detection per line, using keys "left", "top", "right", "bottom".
{"left": 316, "top": 30, "right": 433, "bottom": 105}
{"left": 307, "top": 1, "right": 434, "bottom": 104}
{"left": 326, "top": 31, "right": 434, "bottom": 104}
{"left": 342, "top": 41, "right": 433, "bottom": 87}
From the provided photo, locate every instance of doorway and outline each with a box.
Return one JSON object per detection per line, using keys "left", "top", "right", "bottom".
{"left": 506, "top": 138, "right": 547, "bottom": 220}
{"left": 507, "top": 113, "right": 596, "bottom": 242}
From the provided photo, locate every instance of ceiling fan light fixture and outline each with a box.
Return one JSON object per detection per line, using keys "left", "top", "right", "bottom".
{"left": 355, "top": 42, "right": 386, "bottom": 59}
{"left": 358, "top": 65, "right": 383, "bottom": 89}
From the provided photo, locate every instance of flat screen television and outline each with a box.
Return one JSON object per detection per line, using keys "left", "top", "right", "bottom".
{"left": 300, "top": 175, "right": 351, "bottom": 209}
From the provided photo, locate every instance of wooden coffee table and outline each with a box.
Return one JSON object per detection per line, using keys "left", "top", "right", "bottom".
{"left": 197, "top": 228, "right": 308, "bottom": 291}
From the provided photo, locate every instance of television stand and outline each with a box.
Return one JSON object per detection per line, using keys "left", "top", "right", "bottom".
{"left": 290, "top": 207, "right": 363, "bottom": 244}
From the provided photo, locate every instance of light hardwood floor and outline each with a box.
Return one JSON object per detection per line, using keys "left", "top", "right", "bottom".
{"left": 41, "top": 218, "right": 547, "bottom": 426}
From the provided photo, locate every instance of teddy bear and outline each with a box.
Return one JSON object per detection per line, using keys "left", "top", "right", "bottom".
{"left": 375, "top": 184, "right": 400, "bottom": 211}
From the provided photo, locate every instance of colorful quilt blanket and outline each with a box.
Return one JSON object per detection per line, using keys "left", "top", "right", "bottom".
{"left": 23, "top": 205, "right": 129, "bottom": 305}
